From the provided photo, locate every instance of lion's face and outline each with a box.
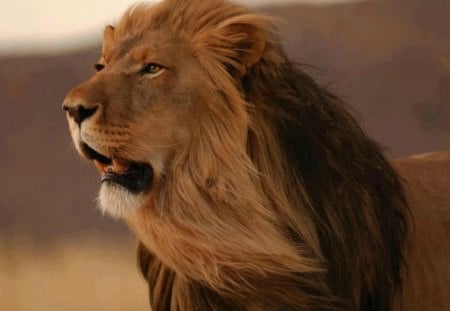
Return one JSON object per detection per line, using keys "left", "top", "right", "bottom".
{"left": 63, "top": 30, "right": 206, "bottom": 217}
{"left": 63, "top": 2, "right": 266, "bottom": 219}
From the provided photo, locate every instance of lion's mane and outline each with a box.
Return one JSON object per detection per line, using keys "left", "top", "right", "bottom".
{"left": 109, "top": 1, "right": 410, "bottom": 310}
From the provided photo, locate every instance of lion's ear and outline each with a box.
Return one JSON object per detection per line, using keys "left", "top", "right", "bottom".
{"left": 222, "top": 22, "right": 266, "bottom": 76}
{"left": 195, "top": 17, "right": 268, "bottom": 78}
{"left": 102, "top": 25, "right": 115, "bottom": 55}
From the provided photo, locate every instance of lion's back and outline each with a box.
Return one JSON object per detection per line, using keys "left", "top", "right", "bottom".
{"left": 392, "top": 151, "right": 450, "bottom": 310}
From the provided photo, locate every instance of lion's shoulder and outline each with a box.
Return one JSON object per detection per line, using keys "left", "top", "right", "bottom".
{"left": 392, "top": 152, "right": 450, "bottom": 310}
{"left": 393, "top": 151, "right": 450, "bottom": 195}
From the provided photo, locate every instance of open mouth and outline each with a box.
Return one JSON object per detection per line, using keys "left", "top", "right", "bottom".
{"left": 81, "top": 143, "right": 153, "bottom": 194}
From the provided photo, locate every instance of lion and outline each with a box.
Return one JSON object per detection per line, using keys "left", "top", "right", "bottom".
{"left": 62, "top": 0, "right": 450, "bottom": 310}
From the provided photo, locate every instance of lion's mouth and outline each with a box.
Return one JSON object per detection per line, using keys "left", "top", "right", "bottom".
{"left": 81, "top": 143, "right": 153, "bottom": 193}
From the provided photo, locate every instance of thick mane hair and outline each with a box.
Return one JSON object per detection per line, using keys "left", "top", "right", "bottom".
{"left": 115, "top": 0, "right": 409, "bottom": 310}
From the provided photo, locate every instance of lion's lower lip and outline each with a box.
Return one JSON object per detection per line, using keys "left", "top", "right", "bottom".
{"left": 80, "top": 142, "right": 153, "bottom": 193}
{"left": 102, "top": 162, "right": 153, "bottom": 194}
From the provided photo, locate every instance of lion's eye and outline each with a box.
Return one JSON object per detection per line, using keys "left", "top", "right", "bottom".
{"left": 140, "top": 63, "right": 163, "bottom": 75}
{"left": 94, "top": 63, "right": 105, "bottom": 72}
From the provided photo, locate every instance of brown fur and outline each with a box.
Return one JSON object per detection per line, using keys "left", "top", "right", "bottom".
{"left": 62, "top": 0, "right": 450, "bottom": 310}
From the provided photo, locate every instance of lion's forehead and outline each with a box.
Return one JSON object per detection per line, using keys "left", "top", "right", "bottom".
{"left": 104, "top": 31, "right": 187, "bottom": 67}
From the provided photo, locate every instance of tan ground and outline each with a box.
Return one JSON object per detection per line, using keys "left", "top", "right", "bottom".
{"left": 0, "top": 235, "right": 148, "bottom": 311}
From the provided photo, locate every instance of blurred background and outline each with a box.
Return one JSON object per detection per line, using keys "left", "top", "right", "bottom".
{"left": 0, "top": 0, "right": 449, "bottom": 310}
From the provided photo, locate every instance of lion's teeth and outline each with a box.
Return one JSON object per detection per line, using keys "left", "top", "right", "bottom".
{"left": 95, "top": 158, "right": 131, "bottom": 175}
{"left": 112, "top": 159, "right": 131, "bottom": 174}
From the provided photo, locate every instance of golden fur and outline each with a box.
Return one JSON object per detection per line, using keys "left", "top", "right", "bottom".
{"left": 62, "top": 0, "right": 450, "bottom": 310}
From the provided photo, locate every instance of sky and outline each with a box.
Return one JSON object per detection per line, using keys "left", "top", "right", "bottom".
{"left": 0, "top": 0, "right": 360, "bottom": 55}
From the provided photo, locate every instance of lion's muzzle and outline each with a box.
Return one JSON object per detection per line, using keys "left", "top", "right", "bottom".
{"left": 62, "top": 81, "right": 154, "bottom": 196}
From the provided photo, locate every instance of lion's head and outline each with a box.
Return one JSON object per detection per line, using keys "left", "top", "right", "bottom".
{"left": 63, "top": 0, "right": 408, "bottom": 310}
{"left": 62, "top": 0, "right": 266, "bottom": 219}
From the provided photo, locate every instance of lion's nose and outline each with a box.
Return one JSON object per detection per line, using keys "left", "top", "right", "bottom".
{"left": 62, "top": 103, "right": 98, "bottom": 125}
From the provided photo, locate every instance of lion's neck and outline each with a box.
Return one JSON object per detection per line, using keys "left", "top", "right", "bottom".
{"left": 126, "top": 143, "right": 338, "bottom": 308}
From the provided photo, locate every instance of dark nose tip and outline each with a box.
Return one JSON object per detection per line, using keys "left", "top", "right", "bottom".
{"left": 62, "top": 104, "right": 98, "bottom": 125}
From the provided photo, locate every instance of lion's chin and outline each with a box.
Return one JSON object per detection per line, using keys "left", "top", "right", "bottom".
{"left": 97, "top": 183, "right": 147, "bottom": 219}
